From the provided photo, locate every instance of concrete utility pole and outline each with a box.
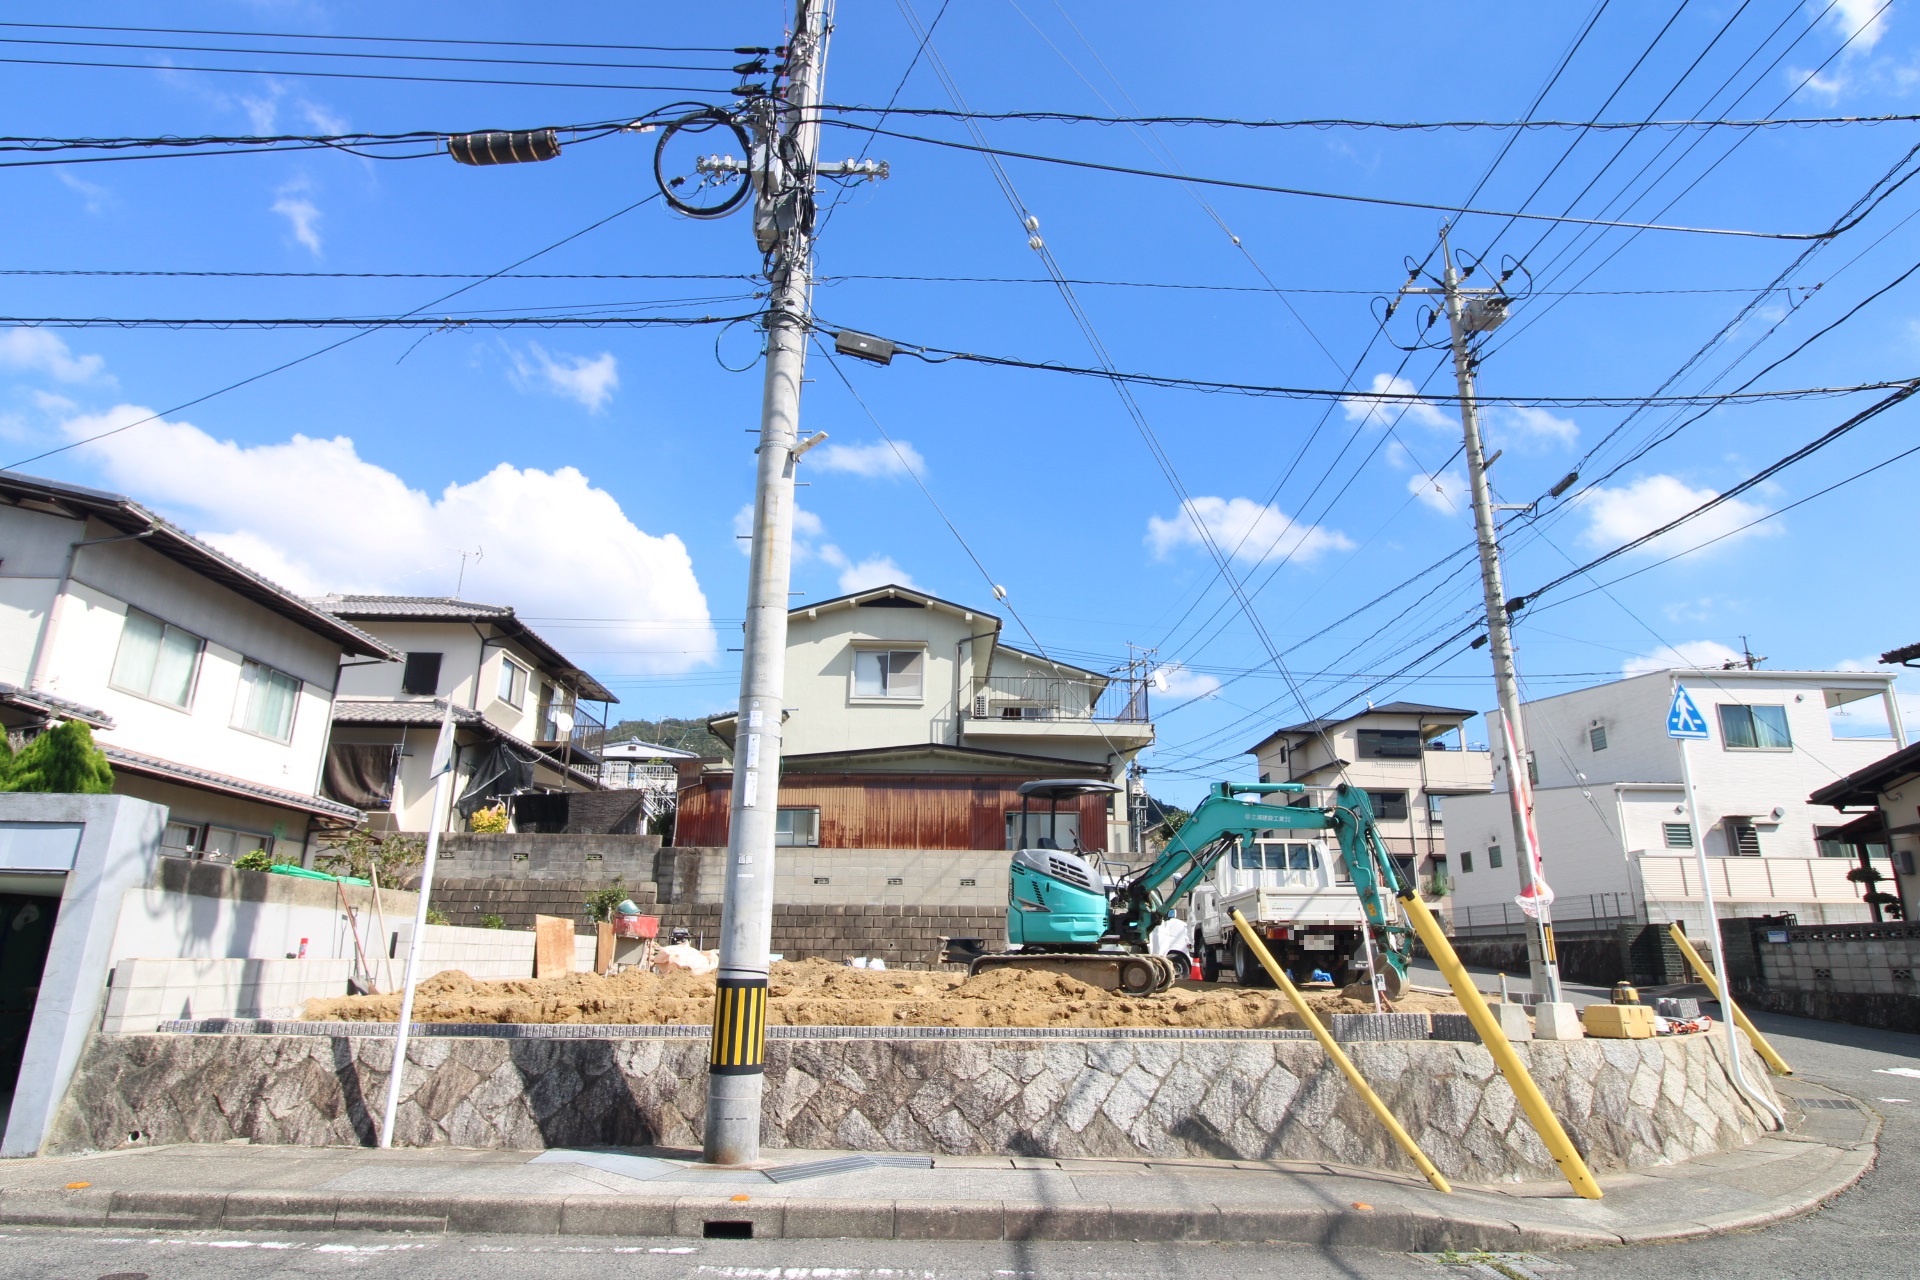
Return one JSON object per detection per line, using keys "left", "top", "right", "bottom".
{"left": 704, "top": 0, "right": 835, "bottom": 1167}
{"left": 1404, "top": 229, "right": 1563, "bottom": 1006}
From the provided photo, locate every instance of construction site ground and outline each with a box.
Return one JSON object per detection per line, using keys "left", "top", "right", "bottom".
{"left": 303, "top": 957, "right": 1466, "bottom": 1029}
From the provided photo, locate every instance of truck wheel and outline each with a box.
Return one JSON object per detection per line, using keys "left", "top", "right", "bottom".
{"left": 1232, "top": 937, "right": 1276, "bottom": 989}
{"left": 1200, "top": 944, "right": 1222, "bottom": 983}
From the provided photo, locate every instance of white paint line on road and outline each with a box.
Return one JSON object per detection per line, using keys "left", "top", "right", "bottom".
{"left": 1872, "top": 1067, "right": 1920, "bottom": 1078}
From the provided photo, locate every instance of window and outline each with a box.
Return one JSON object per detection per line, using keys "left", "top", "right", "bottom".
{"left": 853, "top": 648, "right": 924, "bottom": 699}
{"left": 1723, "top": 818, "right": 1761, "bottom": 856}
{"left": 232, "top": 660, "right": 300, "bottom": 741}
{"left": 1664, "top": 822, "right": 1694, "bottom": 849}
{"left": 1356, "top": 729, "right": 1421, "bottom": 760}
{"left": 401, "top": 651, "right": 442, "bottom": 696}
{"left": 775, "top": 808, "right": 820, "bottom": 848}
{"left": 1005, "top": 810, "right": 1080, "bottom": 851}
{"left": 1589, "top": 725, "right": 1608, "bottom": 752}
{"left": 162, "top": 821, "right": 200, "bottom": 853}
{"left": 1719, "top": 703, "right": 1791, "bottom": 750}
{"left": 1815, "top": 825, "right": 1888, "bottom": 859}
{"left": 1235, "top": 843, "right": 1319, "bottom": 871}
{"left": 1259, "top": 772, "right": 1272, "bottom": 784}
{"left": 1426, "top": 793, "right": 1446, "bottom": 825}
{"left": 496, "top": 655, "right": 529, "bottom": 708}
{"left": 1460, "top": 850, "right": 1474, "bottom": 873}
{"left": 202, "top": 827, "right": 273, "bottom": 862}
{"left": 1488, "top": 844, "right": 1504, "bottom": 869}
{"left": 1364, "top": 790, "right": 1409, "bottom": 822}
{"left": 110, "top": 608, "right": 203, "bottom": 708}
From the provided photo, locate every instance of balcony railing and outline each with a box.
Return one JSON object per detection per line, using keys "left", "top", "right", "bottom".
{"left": 967, "top": 675, "right": 1149, "bottom": 724}
{"left": 594, "top": 761, "right": 680, "bottom": 792}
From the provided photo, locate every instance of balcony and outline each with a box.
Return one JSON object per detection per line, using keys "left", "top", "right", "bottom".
{"left": 1632, "top": 851, "right": 1891, "bottom": 907}
{"left": 960, "top": 675, "right": 1153, "bottom": 750}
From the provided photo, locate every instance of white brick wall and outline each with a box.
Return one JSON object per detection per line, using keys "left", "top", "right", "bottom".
{"left": 101, "top": 957, "right": 353, "bottom": 1032}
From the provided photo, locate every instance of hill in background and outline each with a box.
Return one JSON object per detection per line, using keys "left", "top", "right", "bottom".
{"left": 603, "top": 714, "right": 732, "bottom": 761}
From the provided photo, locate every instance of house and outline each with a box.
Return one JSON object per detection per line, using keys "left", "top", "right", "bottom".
{"left": 1245, "top": 702, "right": 1493, "bottom": 894}
{"left": 680, "top": 584, "right": 1154, "bottom": 853}
{"left": 0, "top": 470, "right": 393, "bottom": 864}
{"left": 1808, "top": 739, "right": 1920, "bottom": 921}
{"left": 1445, "top": 667, "right": 1903, "bottom": 935}
{"left": 310, "top": 596, "right": 617, "bottom": 832}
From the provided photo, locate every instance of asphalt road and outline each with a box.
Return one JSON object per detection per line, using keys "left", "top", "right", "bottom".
{"left": 2, "top": 1005, "right": 1912, "bottom": 1280}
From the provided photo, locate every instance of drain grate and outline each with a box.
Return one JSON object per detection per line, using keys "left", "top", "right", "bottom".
{"left": 1797, "top": 1097, "right": 1862, "bottom": 1110}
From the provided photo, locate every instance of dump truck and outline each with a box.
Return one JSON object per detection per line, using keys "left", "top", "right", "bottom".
{"left": 946, "top": 778, "right": 1413, "bottom": 996}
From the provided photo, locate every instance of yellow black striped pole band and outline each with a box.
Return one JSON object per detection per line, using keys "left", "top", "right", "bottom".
{"left": 708, "top": 976, "right": 768, "bottom": 1076}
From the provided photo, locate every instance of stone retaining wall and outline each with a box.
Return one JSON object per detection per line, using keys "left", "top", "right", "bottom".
{"left": 50, "top": 1029, "right": 1776, "bottom": 1184}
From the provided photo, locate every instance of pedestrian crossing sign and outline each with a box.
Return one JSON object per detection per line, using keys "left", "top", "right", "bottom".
{"left": 1667, "top": 684, "right": 1710, "bottom": 739}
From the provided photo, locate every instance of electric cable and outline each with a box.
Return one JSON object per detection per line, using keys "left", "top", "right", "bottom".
{"left": 0, "top": 19, "right": 751, "bottom": 54}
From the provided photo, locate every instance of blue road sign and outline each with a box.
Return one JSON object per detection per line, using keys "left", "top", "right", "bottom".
{"left": 1667, "top": 684, "right": 1710, "bottom": 739}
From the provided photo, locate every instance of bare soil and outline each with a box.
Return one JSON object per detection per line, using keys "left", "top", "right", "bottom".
{"left": 303, "top": 958, "right": 1463, "bottom": 1029}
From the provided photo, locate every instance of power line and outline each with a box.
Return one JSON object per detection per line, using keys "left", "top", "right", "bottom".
{"left": 0, "top": 33, "right": 740, "bottom": 73}
{"left": 0, "top": 313, "right": 761, "bottom": 329}
{"left": 0, "top": 53, "right": 737, "bottom": 94}
{"left": 4, "top": 192, "right": 664, "bottom": 470}
{"left": 814, "top": 105, "right": 1920, "bottom": 130}
{"left": 0, "top": 19, "right": 751, "bottom": 54}
{"left": 823, "top": 119, "right": 1867, "bottom": 239}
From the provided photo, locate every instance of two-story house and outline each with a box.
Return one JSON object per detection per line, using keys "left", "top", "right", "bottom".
{"left": 1245, "top": 702, "right": 1493, "bottom": 894}
{"left": 0, "top": 471, "right": 393, "bottom": 863}
{"left": 681, "top": 584, "right": 1154, "bottom": 853}
{"left": 310, "top": 596, "right": 616, "bottom": 832}
{"left": 1446, "top": 666, "right": 1903, "bottom": 934}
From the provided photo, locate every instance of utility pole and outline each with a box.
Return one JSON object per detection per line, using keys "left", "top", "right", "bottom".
{"left": 703, "top": 0, "right": 834, "bottom": 1168}
{"left": 1404, "top": 229, "right": 1563, "bottom": 1005}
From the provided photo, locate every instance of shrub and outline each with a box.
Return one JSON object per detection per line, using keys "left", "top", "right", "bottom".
{"left": 478, "top": 913, "right": 506, "bottom": 929}
{"left": 469, "top": 804, "right": 509, "bottom": 833}
{"left": 1, "top": 721, "right": 113, "bottom": 793}
{"left": 584, "top": 879, "right": 628, "bottom": 923}
{"left": 313, "top": 826, "right": 426, "bottom": 883}
{"left": 425, "top": 908, "right": 450, "bottom": 926}
{"left": 234, "top": 850, "right": 274, "bottom": 872}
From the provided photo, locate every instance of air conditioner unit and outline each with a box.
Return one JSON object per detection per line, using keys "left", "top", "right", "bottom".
{"left": 974, "top": 693, "right": 991, "bottom": 718}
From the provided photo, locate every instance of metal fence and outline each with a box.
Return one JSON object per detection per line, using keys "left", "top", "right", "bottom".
{"left": 968, "top": 675, "right": 1149, "bottom": 723}
{"left": 1440, "top": 891, "right": 1647, "bottom": 938}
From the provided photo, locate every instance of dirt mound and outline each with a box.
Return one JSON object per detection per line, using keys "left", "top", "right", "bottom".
{"left": 304, "top": 956, "right": 1462, "bottom": 1030}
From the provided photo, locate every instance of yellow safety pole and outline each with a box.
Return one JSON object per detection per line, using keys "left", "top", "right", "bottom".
{"left": 1667, "top": 924, "right": 1793, "bottom": 1076}
{"left": 1229, "top": 911, "right": 1452, "bottom": 1194}
{"left": 1395, "top": 896, "right": 1604, "bottom": 1200}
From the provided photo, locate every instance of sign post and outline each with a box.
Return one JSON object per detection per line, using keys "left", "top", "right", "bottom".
{"left": 1667, "top": 679, "right": 1782, "bottom": 1128}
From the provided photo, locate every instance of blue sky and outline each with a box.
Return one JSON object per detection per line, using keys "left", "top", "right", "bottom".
{"left": 3, "top": 2, "right": 1917, "bottom": 805}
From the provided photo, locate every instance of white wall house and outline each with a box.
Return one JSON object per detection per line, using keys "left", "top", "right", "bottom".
{"left": 1446, "top": 667, "right": 1904, "bottom": 933}
{"left": 704, "top": 584, "right": 1154, "bottom": 851}
{"left": 312, "top": 596, "right": 617, "bottom": 833}
{"left": 0, "top": 471, "right": 392, "bottom": 863}
{"left": 1245, "top": 701, "right": 1493, "bottom": 895}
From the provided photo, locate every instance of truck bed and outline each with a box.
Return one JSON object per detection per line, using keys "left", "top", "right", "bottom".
{"left": 1217, "top": 885, "right": 1366, "bottom": 928}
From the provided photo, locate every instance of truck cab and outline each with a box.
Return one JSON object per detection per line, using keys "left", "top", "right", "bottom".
{"left": 1190, "top": 836, "right": 1370, "bottom": 987}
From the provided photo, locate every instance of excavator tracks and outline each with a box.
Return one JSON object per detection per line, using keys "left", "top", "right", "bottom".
{"left": 967, "top": 951, "right": 1180, "bottom": 995}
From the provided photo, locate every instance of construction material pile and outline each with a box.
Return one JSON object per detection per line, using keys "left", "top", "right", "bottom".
{"left": 304, "top": 958, "right": 1462, "bottom": 1029}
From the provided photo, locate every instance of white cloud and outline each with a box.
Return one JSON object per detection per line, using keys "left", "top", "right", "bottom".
{"left": 830, "top": 554, "right": 915, "bottom": 594}
{"left": 58, "top": 405, "right": 716, "bottom": 676}
{"left": 810, "top": 438, "right": 924, "bottom": 479}
{"left": 0, "top": 329, "right": 105, "bottom": 382}
{"left": 1830, "top": 0, "right": 1890, "bottom": 52}
{"left": 1622, "top": 640, "right": 1745, "bottom": 677}
{"left": 510, "top": 344, "right": 619, "bottom": 412}
{"left": 1341, "top": 372, "right": 1452, "bottom": 430}
{"left": 1155, "top": 663, "right": 1220, "bottom": 701}
{"left": 57, "top": 171, "right": 111, "bottom": 214}
{"left": 1407, "top": 468, "right": 1467, "bottom": 514}
{"left": 1573, "top": 473, "right": 1777, "bottom": 559}
{"left": 1146, "top": 496, "right": 1354, "bottom": 566}
{"left": 299, "top": 100, "right": 349, "bottom": 136}
{"left": 1499, "top": 405, "right": 1578, "bottom": 447}
{"left": 271, "top": 180, "right": 323, "bottom": 255}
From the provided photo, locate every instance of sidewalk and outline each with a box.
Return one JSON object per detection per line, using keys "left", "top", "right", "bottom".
{"left": 0, "top": 1076, "right": 1874, "bottom": 1251}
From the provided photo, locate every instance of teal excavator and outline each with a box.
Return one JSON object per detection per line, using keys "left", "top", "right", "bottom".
{"left": 947, "top": 779, "right": 1414, "bottom": 996}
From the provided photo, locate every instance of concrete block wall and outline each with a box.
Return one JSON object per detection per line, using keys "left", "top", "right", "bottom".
{"left": 645, "top": 903, "right": 1007, "bottom": 969}
{"left": 382, "top": 921, "right": 595, "bottom": 983}
{"left": 434, "top": 833, "right": 664, "bottom": 882}
{"left": 427, "top": 877, "right": 660, "bottom": 933}
{"left": 101, "top": 957, "right": 353, "bottom": 1033}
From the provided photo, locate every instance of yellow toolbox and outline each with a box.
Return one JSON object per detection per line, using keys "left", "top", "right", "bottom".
{"left": 1581, "top": 1003, "right": 1658, "bottom": 1039}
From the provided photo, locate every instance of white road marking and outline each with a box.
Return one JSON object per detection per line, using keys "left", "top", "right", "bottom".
{"left": 1872, "top": 1067, "right": 1920, "bottom": 1078}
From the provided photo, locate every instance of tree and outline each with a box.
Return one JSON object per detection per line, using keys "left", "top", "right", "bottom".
{"left": 312, "top": 825, "right": 426, "bottom": 882}
{"left": 1, "top": 721, "right": 113, "bottom": 793}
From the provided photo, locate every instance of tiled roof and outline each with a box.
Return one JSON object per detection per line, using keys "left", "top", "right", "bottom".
{"left": 0, "top": 681, "right": 115, "bottom": 729}
{"left": 1249, "top": 702, "right": 1478, "bottom": 754}
{"left": 0, "top": 471, "right": 395, "bottom": 660}
{"left": 310, "top": 594, "right": 617, "bottom": 704}
{"left": 101, "top": 744, "right": 362, "bottom": 822}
